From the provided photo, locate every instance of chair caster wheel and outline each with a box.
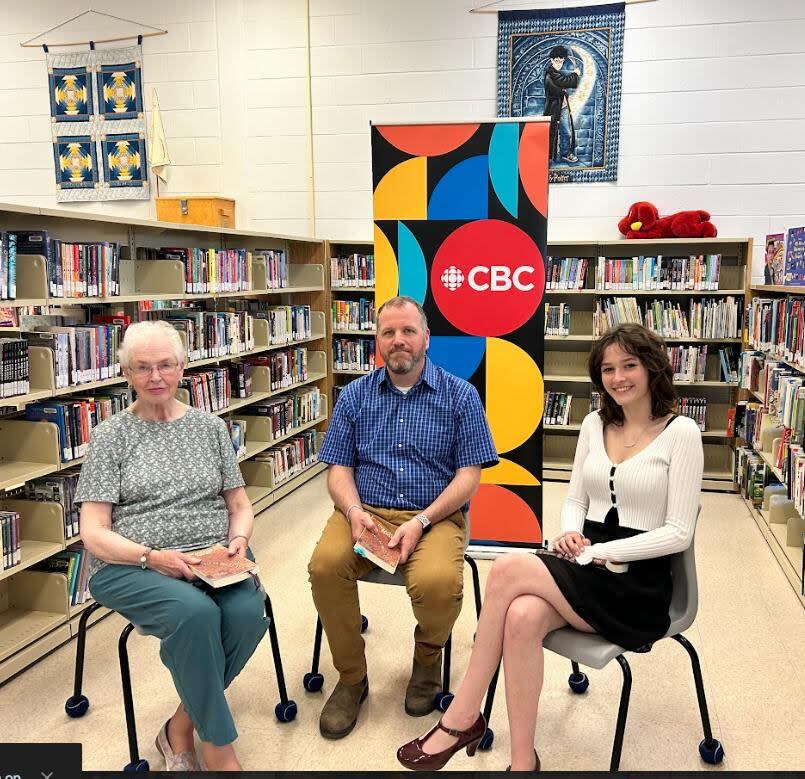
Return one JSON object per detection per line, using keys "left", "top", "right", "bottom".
{"left": 303, "top": 672, "right": 324, "bottom": 692}
{"left": 568, "top": 671, "right": 589, "bottom": 693}
{"left": 478, "top": 728, "right": 494, "bottom": 751}
{"left": 123, "top": 759, "right": 149, "bottom": 772}
{"left": 275, "top": 700, "right": 298, "bottom": 723}
{"left": 699, "top": 738, "right": 724, "bottom": 764}
{"left": 360, "top": 614, "right": 368, "bottom": 633}
{"left": 434, "top": 691, "right": 454, "bottom": 712}
{"left": 65, "top": 694, "right": 89, "bottom": 718}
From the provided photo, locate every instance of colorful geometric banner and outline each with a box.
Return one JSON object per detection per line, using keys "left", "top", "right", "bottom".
{"left": 47, "top": 45, "right": 149, "bottom": 201}
{"left": 497, "top": 3, "right": 625, "bottom": 184}
{"left": 371, "top": 119, "right": 549, "bottom": 549}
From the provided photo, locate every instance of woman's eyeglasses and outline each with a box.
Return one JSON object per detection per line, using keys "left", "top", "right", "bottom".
{"left": 129, "top": 362, "right": 181, "bottom": 377}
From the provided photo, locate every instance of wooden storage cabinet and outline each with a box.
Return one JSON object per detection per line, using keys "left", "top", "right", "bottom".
{"left": 156, "top": 196, "right": 235, "bottom": 228}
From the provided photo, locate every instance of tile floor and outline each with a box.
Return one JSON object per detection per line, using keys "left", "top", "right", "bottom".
{"left": 2, "top": 478, "right": 804, "bottom": 771}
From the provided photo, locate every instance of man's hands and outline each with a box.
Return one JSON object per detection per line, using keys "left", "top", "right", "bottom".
{"left": 147, "top": 549, "right": 201, "bottom": 580}
{"left": 348, "top": 507, "right": 376, "bottom": 543}
{"left": 388, "top": 519, "right": 423, "bottom": 564}
{"left": 552, "top": 531, "right": 591, "bottom": 560}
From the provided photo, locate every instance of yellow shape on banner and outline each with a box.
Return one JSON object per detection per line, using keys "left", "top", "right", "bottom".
{"left": 486, "top": 337, "right": 543, "bottom": 453}
{"left": 374, "top": 224, "right": 399, "bottom": 308}
{"left": 482, "top": 458, "right": 541, "bottom": 486}
{"left": 373, "top": 157, "right": 427, "bottom": 220}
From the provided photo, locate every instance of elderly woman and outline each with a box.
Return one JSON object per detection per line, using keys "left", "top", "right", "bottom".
{"left": 75, "top": 320, "right": 265, "bottom": 772}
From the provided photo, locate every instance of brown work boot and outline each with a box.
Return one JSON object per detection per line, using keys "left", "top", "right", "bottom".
{"left": 319, "top": 675, "right": 368, "bottom": 739}
{"left": 405, "top": 655, "right": 442, "bottom": 716}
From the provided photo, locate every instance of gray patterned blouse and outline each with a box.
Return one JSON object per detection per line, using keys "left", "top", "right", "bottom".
{"left": 74, "top": 406, "right": 245, "bottom": 577}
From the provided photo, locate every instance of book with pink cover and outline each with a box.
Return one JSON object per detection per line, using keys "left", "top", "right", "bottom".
{"left": 190, "top": 545, "right": 259, "bottom": 588}
{"left": 353, "top": 519, "right": 401, "bottom": 574}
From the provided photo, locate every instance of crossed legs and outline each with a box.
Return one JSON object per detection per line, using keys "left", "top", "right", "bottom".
{"left": 417, "top": 553, "right": 593, "bottom": 770}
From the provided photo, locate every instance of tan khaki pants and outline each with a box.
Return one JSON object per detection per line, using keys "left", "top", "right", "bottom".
{"left": 308, "top": 504, "right": 465, "bottom": 685}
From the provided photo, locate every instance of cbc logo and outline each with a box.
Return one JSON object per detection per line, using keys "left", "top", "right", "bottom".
{"left": 440, "top": 264, "right": 535, "bottom": 292}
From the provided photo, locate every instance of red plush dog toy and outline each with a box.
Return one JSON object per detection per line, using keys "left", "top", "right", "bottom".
{"left": 618, "top": 201, "right": 717, "bottom": 239}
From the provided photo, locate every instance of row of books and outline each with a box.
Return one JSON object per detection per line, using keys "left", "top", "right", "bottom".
{"left": 0, "top": 338, "right": 29, "bottom": 398}
{"left": 145, "top": 310, "right": 255, "bottom": 362}
{"left": 678, "top": 397, "right": 708, "bottom": 431}
{"left": 23, "top": 471, "right": 81, "bottom": 538}
{"left": 735, "top": 445, "right": 770, "bottom": 508}
{"left": 255, "top": 249, "right": 287, "bottom": 290}
{"left": 544, "top": 303, "right": 572, "bottom": 336}
{"left": 253, "top": 430, "right": 320, "bottom": 486}
{"left": 747, "top": 296, "right": 805, "bottom": 367}
{"left": 179, "top": 368, "right": 231, "bottom": 413}
{"left": 333, "top": 338, "right": 376, "bottom": 372}
{"left": 25, "top": 389, "right": 131, "bottom": 463}
{"left": 145, "top": 247, "right": 255, "bottom": 294}
{"left": 667, "top": 345, "right": 709, "bottom": 383}
{"left": 546, "top": 257, "right": 588, "bottom": 290}
{"left": 331, "top": 254, "right": 375, "bottom": 288}
{"left": 32, "top": 544, "right": 90, "bottom": 606}
{"left": 544, "top": 392, "right": 573, "bottom": 426}
{"left": 593, "top": 297, "right": 741, "bottom": 339}
{"left": 1, "top": 232, "right": 17, "bottom": 300}
{"left": 24, "top": 321, "right": 125, "bottom": 388}
{"left": 17, "top": 231, "right": 121, "bottom": 298}
{"left": 237, "top": 303, "right": 312, "bottom": 345}
{"left": 246, "top": 347, "right": 309, "bottom": 391}
{"left": 332, "top": 298, "right": 376, "bottom": 331}
{"left": 248, "top": 387, "right": 322, "bottom": 441}
{"left": 0, "top": 510, "right": 21, "bottom": 570}
{"left": 593, "top": 255, "right": 723, "bottom": 291}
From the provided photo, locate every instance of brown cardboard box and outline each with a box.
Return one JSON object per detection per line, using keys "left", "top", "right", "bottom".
{"left": 156, "top": 196, "right": 236, "bottom": 228}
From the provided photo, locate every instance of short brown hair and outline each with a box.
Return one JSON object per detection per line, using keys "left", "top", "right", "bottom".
{"left": 588, "top": 323, "right": 676, "bottom": 426}
{"left": 377, "top": 295, "right": 428, "bottom": 330}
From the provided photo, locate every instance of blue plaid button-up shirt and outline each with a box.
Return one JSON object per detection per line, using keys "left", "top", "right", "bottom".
{"left": 319, "top": 358, "right": 499, "bottom": 510}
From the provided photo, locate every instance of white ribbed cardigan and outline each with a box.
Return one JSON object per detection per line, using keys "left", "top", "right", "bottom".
{"left": 559, "top": 411, "right": 703, "bottom": 563}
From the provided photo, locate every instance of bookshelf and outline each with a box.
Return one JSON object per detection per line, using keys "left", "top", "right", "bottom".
{"left": 543, "top": 237, "right": 751, "bottom": 493}
{"left": 326, "top": 241, "right": 376, "bottom": 405}
{"left": 0, "top": 202, "right": 332, "bottom": 682}
{"left": 737, "top": 276, "right": 805, "bottom": 605}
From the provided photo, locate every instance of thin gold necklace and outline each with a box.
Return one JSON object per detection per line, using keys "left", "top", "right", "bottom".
{"left": 622, "top": 419, "right": 654, "bottom": 448}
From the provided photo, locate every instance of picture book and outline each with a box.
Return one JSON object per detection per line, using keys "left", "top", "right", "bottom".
{"left": 190, "top": 545, "right": 259, "bottom": 588}
{"left": 764, "top": 233, "right": 785, "bottom": 286}
{"left": 784, "top": 227, "right": 805, "bottom": 287}
{"left": 353, "top": 519, "right": 401, "bottom": 574}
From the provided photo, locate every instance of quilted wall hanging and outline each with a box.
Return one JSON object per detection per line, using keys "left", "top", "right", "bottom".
{"left": 48, "top": 44, "right": 149, "bottom": 201}
{"left": 497, "top": 3, "right": 625, "bottom": 184}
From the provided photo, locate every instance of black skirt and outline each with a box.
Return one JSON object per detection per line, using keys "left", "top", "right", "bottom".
{"left": 539, "top": 508, "right": 673, "bottom": 650}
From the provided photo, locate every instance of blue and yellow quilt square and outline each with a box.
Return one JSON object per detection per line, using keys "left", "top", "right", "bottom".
{"left": 101, "top": 133, "right": 148, "bottom": 187}
{"left": 52, "top": 136, "right": 98, "bottom": 189}
{"left": 49, "top": 67, "right": 93, "bottom": 122}
{"left": 97, "top": 62, "right": 143, "bottom": 120}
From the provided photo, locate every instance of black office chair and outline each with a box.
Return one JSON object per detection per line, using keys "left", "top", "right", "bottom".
{"left": 303, "top": 513, "right": 484, "bottom": 715}
{"left": 481, "top": 529, "right": 725, "bottom": 770}
{"left": 65, "top": 592, "right": 297, "bottom": 772}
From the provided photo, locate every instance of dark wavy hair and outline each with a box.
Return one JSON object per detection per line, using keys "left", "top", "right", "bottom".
{"left": 588, "top": 323, "right": 676, "bottom": 427}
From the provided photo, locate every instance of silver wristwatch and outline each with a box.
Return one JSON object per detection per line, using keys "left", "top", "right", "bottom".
{"left": 413, "top": 513, "right": 431, "bottom": 531}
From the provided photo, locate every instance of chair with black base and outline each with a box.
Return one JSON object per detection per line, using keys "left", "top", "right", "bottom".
{"left": 303, "top": 513, "right": 486, "bottom": 717}
{"left": 481, "top": 526, "right": 725, "bottom": 770}
{"left": 65, "top": 592, "right": 297, "bottom": 772}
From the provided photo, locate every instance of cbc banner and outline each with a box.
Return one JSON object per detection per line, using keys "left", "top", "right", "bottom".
{"left": 371, "top": 118, "right": 549, "bottom": 550}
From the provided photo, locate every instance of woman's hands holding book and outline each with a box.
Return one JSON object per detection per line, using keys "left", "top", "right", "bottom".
{"left": 148, "top": 549, "right": 202, "bottom": 580}
{"left": 553, "top": 531, "right": 591, "bottom": 560}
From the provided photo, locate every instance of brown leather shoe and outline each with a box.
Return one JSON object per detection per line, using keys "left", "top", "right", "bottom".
{"left": 405, "top": 655, "right": 442, "bottom": 716}
{"left": 397, "top": 712, "right": 486, "bottom": 770}
{"left": 319, "top": 675, "right": 368, "bottom": 739}
{"left": 506, "top": 749, "right": 540, "bottom": 771}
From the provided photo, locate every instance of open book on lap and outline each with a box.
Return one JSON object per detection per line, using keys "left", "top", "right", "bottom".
{"left": 190, "top": 545, "right": 260, "bottom": 588}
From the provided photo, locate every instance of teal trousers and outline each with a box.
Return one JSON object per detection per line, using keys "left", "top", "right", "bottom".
{"left": 89, "top": 557, "right": 267, "bottom": 746}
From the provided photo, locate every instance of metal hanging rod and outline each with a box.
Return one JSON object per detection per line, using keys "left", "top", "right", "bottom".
{"left": 470, "top": 0, "right": 654, "bottom": 11}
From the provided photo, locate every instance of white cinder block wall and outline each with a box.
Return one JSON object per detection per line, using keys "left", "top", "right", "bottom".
{"left": 309, "top": 0, "right": 805, "bottom": 279}
{"left": 1, "top": 0, "right": 804, "bottom": 276}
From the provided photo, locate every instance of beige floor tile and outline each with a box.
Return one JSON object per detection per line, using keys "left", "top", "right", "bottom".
{"left": 1, "top": 477, "right": 803, "bottom": 770}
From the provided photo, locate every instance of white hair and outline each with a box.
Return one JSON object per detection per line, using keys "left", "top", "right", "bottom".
{"left": 118, "top": 320, "right": 186, "bottom": 368}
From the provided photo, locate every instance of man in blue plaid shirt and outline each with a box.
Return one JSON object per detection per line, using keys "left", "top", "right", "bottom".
{"left": 309, "top": 295, "right": 498, "bottom": 740}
